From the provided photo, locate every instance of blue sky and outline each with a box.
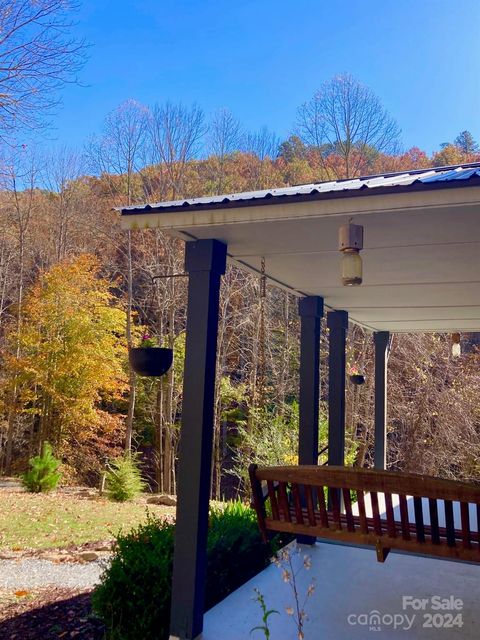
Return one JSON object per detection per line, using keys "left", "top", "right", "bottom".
{"left": 49, "top": 0, "right": 480, "bottom": 155}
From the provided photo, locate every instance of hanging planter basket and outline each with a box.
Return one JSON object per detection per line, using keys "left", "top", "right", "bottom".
{"left": 349, "top": 373, "right": 365, "bottom": 385}
{"left": 129, "top": 347, "right": 173, "bottom": 377}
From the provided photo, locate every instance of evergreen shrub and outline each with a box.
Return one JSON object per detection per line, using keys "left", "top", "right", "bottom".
{"left": 105, "top": 453, "right": 145, "bottom": 502}
{"left": 21, "top": 442, "right": 61, "bottom": 493}
{"left": 92, "top": 502, "right": 281, "bottom": 639}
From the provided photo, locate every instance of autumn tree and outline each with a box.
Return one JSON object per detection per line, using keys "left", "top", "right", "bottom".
{"left": 454, "top": 131, "right": 478, "bottom": 155}
{"left": 431, "top": 144, "right": 465, "bottom": 167}
{"left": 87, "top": 99, "right": 149, "bottom": 205}
{"left": 277, "top": 135, "right": 319, "bottom": 185}
{"left": 42, "top": 147, "right": 88, "bottom": 262}
{"left": 240, "top": 126, "right": 281, "bottom": 189}
{"left": 0, "top": 0, "right": 86, "bottom": 140}
{"left": 207, "top": 108, "right": 242, "bottom": 193}
{"left": 2, "top": 255, "right": 127, "bottom": 468}
{"left": 0, "top": 148, "right": 39, "bottom": 473}
{"left": 243, "top": 126, "right": 280, "bottom": 161}
{"left": 297, "top": 74, "right": 400, "bottom": 178}
{"left": 147, "top": 102, "right": 205, "bottom": 200}
{"left": 278, "top": 135, "right": 309, "bottom": 163}
{"left": 433, "top": 131, "right": 479, "bottom": 166}
{"left": 87, "top": 99, "right": 150, "bottom": 452}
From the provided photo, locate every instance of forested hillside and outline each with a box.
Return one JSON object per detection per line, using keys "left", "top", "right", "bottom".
{"left": 0, "top": 74, "right": 479, "bottom": 494}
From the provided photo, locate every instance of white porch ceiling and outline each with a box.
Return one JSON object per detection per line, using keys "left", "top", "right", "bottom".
{"left": 121, "top": 185, "right": 480, "bottom": 333}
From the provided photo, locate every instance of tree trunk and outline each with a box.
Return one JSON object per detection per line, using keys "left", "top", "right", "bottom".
{"left": 5, "top": 229, "right": 25, "bottom": 474}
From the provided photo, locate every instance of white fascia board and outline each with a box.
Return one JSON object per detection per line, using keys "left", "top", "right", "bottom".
{"left": 120, "top": 186, "right": 480, "bottom": 231}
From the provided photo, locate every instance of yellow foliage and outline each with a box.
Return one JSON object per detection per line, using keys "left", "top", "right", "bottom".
{"left": 4, "top": 254, "right": 127, "bottom": 448}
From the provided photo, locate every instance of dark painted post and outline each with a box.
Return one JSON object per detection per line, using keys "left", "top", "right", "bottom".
{"left": 169, "top": 239, "right": 227, "bottom": 640}
{"left": 327, "top": 311, "right": 348, "bottom": 467}
{"left": 374, "top": 331, "right": 390, "bottom": 470}
{"left": 297, "top": 296, "right": 323, "bottom": 545}
{"left": 298, "top": 296, "right": 324, "bottom": 465}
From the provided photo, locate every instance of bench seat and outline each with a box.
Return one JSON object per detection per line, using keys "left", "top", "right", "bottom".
{"left": 249, "top": 464, "right": 480, "bottom": 564}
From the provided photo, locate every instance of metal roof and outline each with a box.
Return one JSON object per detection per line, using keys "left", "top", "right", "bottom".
{"left": 120, "top": 162, "right": 480, "bottom": 333}
{"left": 120, "top": 162, "right": 480, "bottom": 215}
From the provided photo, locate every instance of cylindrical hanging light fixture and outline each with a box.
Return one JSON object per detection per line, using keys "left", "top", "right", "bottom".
{"left": 451, "top": 332, "right": 461, "bottom": 358}
{"left": 339, "top": 223, "right": 364, "bottom": 286}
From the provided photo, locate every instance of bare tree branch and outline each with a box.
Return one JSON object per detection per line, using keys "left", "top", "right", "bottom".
{"left": 147, "top": 102, "right": 205, "bottom": 200}
{"left": 242, "top": 125, "right": 280, "bottom": 161}
{"left": 86, "top": 99, "right": 148, "bottom": 205}
{"left": 0, "top": 0, "right": 87, "bottom": 140}
{"left": 207, "top": 108, "right": 243, "bottom": 193}
{"left": 297, "top": 74, "right": 401, "bottom": 178}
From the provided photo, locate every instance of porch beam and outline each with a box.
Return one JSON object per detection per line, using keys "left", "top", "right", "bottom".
{"left": 169, "top": 239, "right": 227, "bottom": 640}
{"left": 298, "top": 296, "right": 324, "bottom": 465}
{"left": 327, "top": 310, "right": 348, "bottom": 467}
{"left": 374, "top": 331, "right": 390, "bottom": 470}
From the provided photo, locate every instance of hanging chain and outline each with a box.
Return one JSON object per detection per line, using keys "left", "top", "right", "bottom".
{"left": 258, "top": 257, "right": 267, "bottom": 407}
{"left": 260, "top": 257, "right": 266, "bottom": 298}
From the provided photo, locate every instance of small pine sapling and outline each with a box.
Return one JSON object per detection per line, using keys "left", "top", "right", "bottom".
{"left": 22, "top": 442, "right": 61, "bottom": 493}
{"left": 105, "top": 453, "right": 146, "bottom": 502}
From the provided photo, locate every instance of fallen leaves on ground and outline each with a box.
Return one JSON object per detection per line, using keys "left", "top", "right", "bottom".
{"left": 0, "top": 588, "right": 104, "bottom": 639}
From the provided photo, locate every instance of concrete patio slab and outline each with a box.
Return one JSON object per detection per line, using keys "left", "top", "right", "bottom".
{"left": 203, "top": 540, "right": 479, "bottom": 639}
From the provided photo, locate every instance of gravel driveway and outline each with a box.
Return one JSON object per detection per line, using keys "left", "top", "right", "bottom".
{"left": 0, "top": 558, "right": 106, "bottom": 589}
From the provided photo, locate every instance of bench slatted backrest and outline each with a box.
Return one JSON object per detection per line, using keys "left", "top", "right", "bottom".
{"left": 249, "top": 464, "right": 480, "bottom": 564}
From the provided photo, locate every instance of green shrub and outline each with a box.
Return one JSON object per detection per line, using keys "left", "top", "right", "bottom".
{"left": 92, "top": 501, "right": 279, "bottom": 640}
{"left": 206, "top": 501, "right": 278, "bottom": 609}
{"left": 231, "top": 403, "right": 302, "bottom": 488}
{"left": 105, "top": 453, "right": 145, "bottom": 502}
{"left": 92, "top": 513, "right": 174, "bottom": 640}
{"left": 21, "top": 442, "right": 61, "bottom": 493}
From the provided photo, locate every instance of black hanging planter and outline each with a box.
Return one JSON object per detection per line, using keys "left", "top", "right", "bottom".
{"left": 129, "top": 347, "right": 173, "bottom": 377}
{"left": 349, "top": 373, "right": 365, "bottom": 385}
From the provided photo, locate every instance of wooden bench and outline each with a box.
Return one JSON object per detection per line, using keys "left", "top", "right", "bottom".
{"left": 249, "top": 464, "right": 480, "bottom": 564}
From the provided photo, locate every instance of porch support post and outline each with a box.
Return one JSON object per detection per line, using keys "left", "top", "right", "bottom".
{"left": 374, "top": 331, "right": 390, "bottom": 470}
{"left": 298, "top": 297, "right": 324, "bottom": 465}
{"left": 298, "top": 296, "right": 323, "bottom": 545}
{"left": 169, "top": 239, "right": 227, "bottom": 640}
{"left": 327, "top": 311, "right": 348, "bottom": 467}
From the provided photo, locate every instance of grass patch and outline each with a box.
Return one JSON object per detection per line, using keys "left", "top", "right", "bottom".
{"left": 0, "top": 484, "right": 175, "bottom": 550}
